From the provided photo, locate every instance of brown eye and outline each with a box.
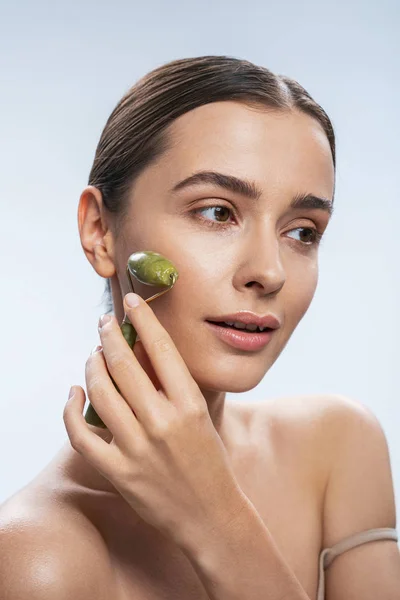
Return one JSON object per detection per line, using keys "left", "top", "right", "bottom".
{"left": 211, "top": 206, "right": 231, "bottom": 222}
{"left": 286, "top": 227, "right": 323, "bottom": 247}
{"left": 299, "top": 228, "right": 315, "bottom": 243}
{"left": 194, "top": 205, "right": 234, "bottom": 225}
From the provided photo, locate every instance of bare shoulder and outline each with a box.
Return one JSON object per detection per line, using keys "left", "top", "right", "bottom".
{"left": 236, "top": 392, "right": 351, "bottom": 443}
{"left": 248, "top": 393, "right": 397, "bottom": 541}
{"left": 246, "top": 391, "right": 377, "bottom": 446}
{"left": 266, "top": 391, "right": 392, "bottom": 472}
{"left": 0, "top": 491, "right": 117, "bottom": 599}
{"left": 236, "top": 393, "right": 378, "bottom": 489}
{"left": 316, "top": 395, "right": 397, "bottom": 545}
{"left": 294, "top": 397, "right": 400, "bottom": 598}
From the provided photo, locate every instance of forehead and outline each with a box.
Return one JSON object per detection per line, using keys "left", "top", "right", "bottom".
{"left": 162, "top": 101, "right": 334, "bottom": 197}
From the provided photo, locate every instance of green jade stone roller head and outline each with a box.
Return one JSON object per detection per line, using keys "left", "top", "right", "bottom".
{"left": 84, "top": 251, "right": 179, "bottom": 429}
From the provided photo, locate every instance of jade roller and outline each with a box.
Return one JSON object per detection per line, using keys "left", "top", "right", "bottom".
{"left": 84, "top": 251, "right": 179, "bottom": 428}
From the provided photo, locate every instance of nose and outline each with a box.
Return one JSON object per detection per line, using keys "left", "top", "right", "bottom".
{"left": 239, "top": 225, "right": 286, "bottom": 295}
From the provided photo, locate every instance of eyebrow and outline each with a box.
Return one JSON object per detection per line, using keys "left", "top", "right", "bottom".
{"left": 171, "top": 170, "right": 334, "bottom": 217}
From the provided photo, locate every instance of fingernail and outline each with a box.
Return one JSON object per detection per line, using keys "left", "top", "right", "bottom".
{"left": 68, "top": 386, "right": 75, "bottom": 400}
{"left": 99, "top": 314, "right": 112, "bottom": 328}
{"left": 91, "top": 345, "right": 102, "bottom": 354}
{"left": 125, "top": 293, "right": 140, "bottom": 308}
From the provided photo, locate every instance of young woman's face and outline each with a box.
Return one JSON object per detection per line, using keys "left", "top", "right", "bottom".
{"left": 113, "top": 101, "right": 335, "bottom": 394}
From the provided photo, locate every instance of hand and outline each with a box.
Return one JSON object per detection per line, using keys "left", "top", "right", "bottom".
{"left": 63, "top": 293, "right": 246, "bottom": 548}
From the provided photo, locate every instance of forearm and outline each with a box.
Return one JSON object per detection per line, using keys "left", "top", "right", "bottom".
{"left": 179, "top": 494, "right": 310, "bottom": 600}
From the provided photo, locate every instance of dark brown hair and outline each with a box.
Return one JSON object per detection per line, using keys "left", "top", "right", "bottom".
{"left": 87, "top": 55, "right": 336, "bottom": 314}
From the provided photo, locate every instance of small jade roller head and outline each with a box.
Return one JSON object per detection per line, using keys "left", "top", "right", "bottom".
{"left": 126, "top": 251, "right": 179, "bottom": 300}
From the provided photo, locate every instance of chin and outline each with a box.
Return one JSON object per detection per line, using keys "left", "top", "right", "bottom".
{"left": 185, "top": 345, "right": 281, "bottom": 393}
{"left": 193, "top": 370, "right": 268, "bottom": 394}
{"left": 225, "top": 381, "right": 263, "bottom": 393}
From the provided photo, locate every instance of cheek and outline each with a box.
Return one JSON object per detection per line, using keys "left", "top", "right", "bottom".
{"left": 287, "top": 263, "right": 319, "bottom": 324}
{"left": 169, "top": 252, "right": 213, "bottom": 300}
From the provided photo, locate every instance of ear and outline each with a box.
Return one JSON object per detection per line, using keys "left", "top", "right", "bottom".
{"left": 77, "top": 185, "right": 116, "bottom": 279}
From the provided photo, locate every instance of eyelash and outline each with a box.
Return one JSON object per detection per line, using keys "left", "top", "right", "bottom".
{"left": 191, "top": 204, "right": 324, "bottom": 248}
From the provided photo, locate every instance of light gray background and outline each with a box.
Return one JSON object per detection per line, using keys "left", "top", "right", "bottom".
{"left": 1, "top": 0, "right": 399, "bottom": 532}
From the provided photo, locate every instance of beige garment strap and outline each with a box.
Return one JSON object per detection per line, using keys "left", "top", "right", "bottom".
{"left": 316, "top": 527, "right": 398, "bottom": 600}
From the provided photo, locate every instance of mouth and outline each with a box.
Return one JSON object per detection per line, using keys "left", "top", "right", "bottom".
{"left": 206, "top": 320, "right": 272, "bottom": 333}
{"left": 205, "top": 320, "right": 275, "bottom": 351}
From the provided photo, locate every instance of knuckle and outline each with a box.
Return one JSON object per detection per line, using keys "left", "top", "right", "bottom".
{"left": 69, "top": 432, "right": 84, "bottom": 453}
{"left": 149, "top": 417, "right": 172, "bottom": 441}
{"left": 182, "top": 404, "right": 206, "bottom": 427}
{"left": 189, "top": 402, "right": 207, "bottom": 420}
{"left": 85, "top": 354, "right": 94, "bottom": 372}
{"left": 62, "top": 404, "right": 70, "bottom": 425}
{"left": 87, "top": 375, "right": 107, "bottom": 398}
{"left": 151, "top": 335, "right": 172, "bottom": 354}
{"left": 108, "top": 351, "right": 131, "bottom": 374}
{"left": 64, "top": 423, "right": 86, "bottom": 453}
{"left": 85, "top": 353, "right": 98, "bottom": 378}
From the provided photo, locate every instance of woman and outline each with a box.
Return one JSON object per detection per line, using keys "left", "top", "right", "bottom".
{"left": 0, "top": 55, "right": 398, "bottom": 600}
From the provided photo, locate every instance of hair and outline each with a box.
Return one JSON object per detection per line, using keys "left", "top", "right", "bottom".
{"left": 87, "top": 55, "right": 336, "bottom": 314}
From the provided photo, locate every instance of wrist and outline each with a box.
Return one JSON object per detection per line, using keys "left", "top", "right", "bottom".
{"left": 176, "top": 486, "right": 250, "bottom": 559}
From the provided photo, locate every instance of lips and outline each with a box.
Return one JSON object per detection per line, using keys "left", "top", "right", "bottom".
{"left": 207, "top": 321, "right": 271, "bottom": 333}
{"left": 205, "top": 320, "right": 275, "bottom": 351}
{"left": 206, "top": 311, "right": 281, "bottom": 330}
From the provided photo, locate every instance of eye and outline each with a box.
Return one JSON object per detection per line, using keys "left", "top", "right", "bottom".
{"left": 191, "top": 205, "right": 235, "bottom": 227}
{"left": 191, "top": 205, "right": 324, "bottom": 248}
{"left": 286, "top": 227, "right": 324, "bottom": 247}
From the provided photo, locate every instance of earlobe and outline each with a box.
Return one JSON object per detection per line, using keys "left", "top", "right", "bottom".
{"left": 93, "top": 242, "right": 116, "bottom": 278}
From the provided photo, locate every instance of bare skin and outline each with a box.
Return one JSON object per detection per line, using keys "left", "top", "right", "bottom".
{"left": 0, "top": 395, "right": 330, "bottom": 599}
{"left": 0, "top": 102, "right": 336, "bottom": 599}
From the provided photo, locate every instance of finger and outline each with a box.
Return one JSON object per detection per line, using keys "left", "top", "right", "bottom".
{"left": 123, "top": 294, "right": 201, "bottom": 409}
{"left": 85, "top": 347, "right": 143, "bottom": 445}
{"left": 133, "top": 340, "right": 162, "bottom": 391}
{"left": 63, "top": 385, "right": 117, "bottom": 479}
{"left": 97, "top": 314, "right": 167, "bottom": 425}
